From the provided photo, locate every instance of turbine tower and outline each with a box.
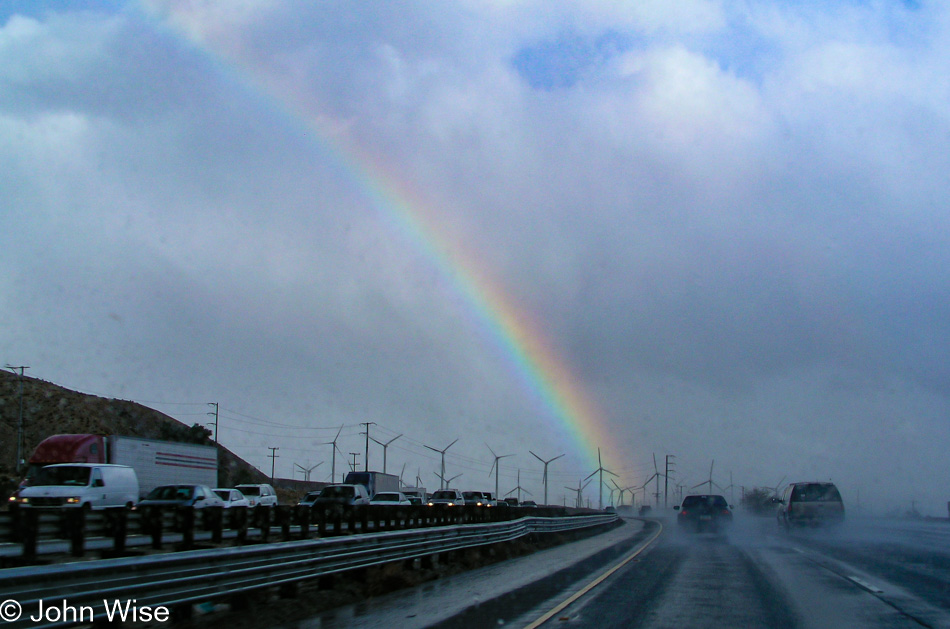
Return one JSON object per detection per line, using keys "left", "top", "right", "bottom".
{"left": 487, "top": 444, "right": 514, "bottom": 499}
{"left": 369, "top": 433, "right": 402, "bottom": 473}
{"left": 530, "top": 450, "right": 565, "bottom": 506}
{"left": 322, "top": 426, "right": 344, "bottom": 483}
{"left": 584, "top": 448, "right": 617, "bottom": 510}
{"left": 425, "top": 438, "right": 458, "bottom": 490}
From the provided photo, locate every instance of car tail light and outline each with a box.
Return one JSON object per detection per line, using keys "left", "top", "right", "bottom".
{"left": 680, "top": 510, "right": 688, "bottom": 516}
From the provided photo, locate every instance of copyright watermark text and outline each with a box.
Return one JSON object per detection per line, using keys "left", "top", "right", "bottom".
{"left": 0, "top": 598, "right": 170, "bottom": 624}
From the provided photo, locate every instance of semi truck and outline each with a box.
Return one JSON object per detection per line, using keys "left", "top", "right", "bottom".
{"left": 25, "top": 434, "right": 218, "bottom": 498}
{"left": 343, "top": 471, "right": 399, "bottom": 498}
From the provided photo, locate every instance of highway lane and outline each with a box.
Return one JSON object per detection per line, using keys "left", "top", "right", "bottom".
{"left": 525, "top": 516, "right": 950, "bottom": 628}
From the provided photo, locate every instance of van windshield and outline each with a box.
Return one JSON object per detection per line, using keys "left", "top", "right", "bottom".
{"left": 32, "top": 466, "right": 91, "bottom": 487}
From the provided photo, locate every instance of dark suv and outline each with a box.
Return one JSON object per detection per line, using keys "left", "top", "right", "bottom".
{"left": 776, "top": 482, "right": 844, "bottom": 530}
{"left": 675, "top": 494, "right": 732, "bottom": 533}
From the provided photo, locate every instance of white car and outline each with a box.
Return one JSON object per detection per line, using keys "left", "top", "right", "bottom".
{"left": 369, "top": 491, "right": 411, "bottom": 506}
{"left": 214, "top": 488, "right": 250, "bottom": 508}
{"left": 234, "top": 483, "right": 279, "bottom": 507}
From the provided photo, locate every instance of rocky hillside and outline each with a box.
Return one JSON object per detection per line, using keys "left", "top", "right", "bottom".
{"left": 0, "top": 370, "right": 271, "bottom": 498}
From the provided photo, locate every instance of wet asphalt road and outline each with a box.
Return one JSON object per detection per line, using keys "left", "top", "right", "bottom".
{"left": 539, "top": 516, "right": 950, "bottom": 628}
{"left": 270, "top": 515, "right": 950, "bottom": 628}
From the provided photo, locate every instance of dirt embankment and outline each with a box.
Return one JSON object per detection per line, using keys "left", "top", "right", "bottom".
{"left": 0, "top": 371, "right": 269, "bottom": 500}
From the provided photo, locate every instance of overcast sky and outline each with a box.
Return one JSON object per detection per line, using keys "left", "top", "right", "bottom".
{"left": 2, "top": 0, "right": 948, "bottom": 514}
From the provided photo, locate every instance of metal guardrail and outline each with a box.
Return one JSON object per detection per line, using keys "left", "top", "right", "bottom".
{"left": 0, "top": 513, "right": 618, "bottom": 628}
{"left": 0, "top": 503, "right": 600, "bottom": 560}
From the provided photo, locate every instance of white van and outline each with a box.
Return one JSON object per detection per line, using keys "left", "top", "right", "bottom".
{"left": 13, "top": 463, "right": 139, "bottom": 510}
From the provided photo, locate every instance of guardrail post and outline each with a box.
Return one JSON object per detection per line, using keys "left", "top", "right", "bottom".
{"left": 67, "top": 507, "right": 85, "bottom": 557}
{"left": 144, "top": 506, "right": 163, "bottom": 549}
{"left": 233, "top": 506, "right": 248, "bottom": 545}
{"left": 179, "top": 506, "right": 195, "bottom": 550}
{"left": 277, "top": 506, "right": 291, "bottom": 541}
{"left": 296, "top": 506, "right": 310, "bottom": 539}
{"left": 314, "top": 505, "right": 327, "bottom": 537}
{"left": 257, "top": 505, "right": 270, "bottom": 541}
{"left": 17, "top": 507, "right": 37, "bottom": 560}
{"left": 207, "top": 506, "right": 223, "bottom": 544}
{"left": 346, "top": 506, "right": 357, "bottom": 534}
{"left": 111, "top": 508, "right": 128, "bottom": 554}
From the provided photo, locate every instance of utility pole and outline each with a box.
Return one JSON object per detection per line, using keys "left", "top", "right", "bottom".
{"left": 207, "top": 402, "right": 219, "bottom": 445}
{"left": 267, "top": 447, "right": 279, "bottom": 483}
{"left": 369, "top": 433, "right": 402, "bottom": 474}
{"left": 5, "top": 365, "right": 29, "bottom": 473}
{"left": 359, "top": 422, "right": 376, "bottom": 471}
{"left": 348, "top": 452, "right": 360, "bottom": 472}
{"left": 665, "top": 454, "right": 676, "bottom": 509}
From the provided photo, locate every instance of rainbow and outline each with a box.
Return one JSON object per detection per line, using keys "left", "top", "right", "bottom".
{"left": 139, "top": 3, "right": 617, "bottom": 471}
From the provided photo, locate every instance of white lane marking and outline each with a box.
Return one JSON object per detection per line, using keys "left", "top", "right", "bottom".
{"left": 523, "top": 522, "right": 663, "bottom": 629}
{"left": 847, "top": 576, "right": 884, "bottom": 594}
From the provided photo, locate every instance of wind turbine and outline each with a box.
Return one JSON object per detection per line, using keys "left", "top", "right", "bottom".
{"left": 425, "top": 438, "right": 458, "bottom": 490}
{"left": 435, "top": 472, "right": 462, "bottom": 489}
{"left": 611, "top": 479, "right": 636, "bottom": 507}
{"left": 565, "top": 478, "right": 592, "bottom": 509}
{"left": 529, "top": 450, "right": 565, "bottom": 506}
{"left": 721, "top": 471, "right": 735, "bottom": 504}
{"left": 639, "top": 467, "right": 659, "bottom": 507}
{"left": 584, "top": 448, "right": 618, "bottom": 510}
{"left": 294, "top": 461, "right": 322, "bottom": 482}
{"left": 770, "top": 475, "right": 787, "bottom": 500}
{"left": 691, "top": 460, "right": 723, "bottom": 494}
{"left": 487, "top": 444, "right": 514, "bottom": 499}
{"left": 369, "top": 433, "right": 402, "bottom": 473}
{"left": 505, "top": 469, "right": 532, "bottom": 503}
{"left": 322, "top": 426, "right": 344, "bottom": 483}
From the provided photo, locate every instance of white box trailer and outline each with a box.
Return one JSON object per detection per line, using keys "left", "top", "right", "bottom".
{"left": 343, "top": 471, "right": 400, "bottom": 498}
{"left": 108, "top": 436, "right": 217, "bottom": 497}
{"left": 26, "top": 434, "right": 218, "bottom": 499}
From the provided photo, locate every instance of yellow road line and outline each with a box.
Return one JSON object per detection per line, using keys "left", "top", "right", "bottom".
{"left": 524, "top": 521, "right": 664, "bottom": 628}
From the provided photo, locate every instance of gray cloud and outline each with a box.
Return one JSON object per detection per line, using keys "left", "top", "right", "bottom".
{"left": 2, "top": 2, "right": 949, "bottom": 512}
